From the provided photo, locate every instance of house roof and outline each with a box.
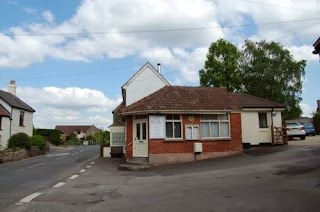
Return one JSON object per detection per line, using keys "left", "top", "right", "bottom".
{"left": 313, "top": 37, "right": 320, "bottom": 54}
{"left": 121, "top": 62, "right": 170, "bottom": 89}
{"left": 0, "top": 90, "right": 35, "bottom": 112}
{"left": 55, "top": 125, "right": 97, "bottom": 136}
{"left": 119, "top": 86, "right": 286, "bottom": 114}
{"left": 0, "top": 104, "right": 10, "bottom": 117}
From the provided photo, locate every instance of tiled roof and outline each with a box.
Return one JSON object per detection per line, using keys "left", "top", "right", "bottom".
{"left": 55, "top": 125, "right": 96, "bottom": 136}
{"left": 0, "top": 104, "right": 10, "bottom": 117}
{"left": 120, "top": 86, "right": 285, "bottom": 114}
{"left": 0, "top": 90, "right": 35, "bottom": 112}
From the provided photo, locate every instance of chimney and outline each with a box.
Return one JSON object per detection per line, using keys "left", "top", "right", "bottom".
{"left": 317, "top": 100, "right": 320, "bottom": 113}
{"left": 157, "top": 63, "right": 161, "bottom": 74}
{"left": 8, "top": 80, "right": 16, "bottom": 95}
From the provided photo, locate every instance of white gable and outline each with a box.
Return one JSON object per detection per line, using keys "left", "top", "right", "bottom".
{"left": 122, "top": 62, "right": 170, "bottom": 106}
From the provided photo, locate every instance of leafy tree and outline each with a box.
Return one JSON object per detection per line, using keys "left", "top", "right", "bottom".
{"left": 240, "top": 40, "right": 306, "bottom": 119}
{"left": 199, "top": 39, "right": 241, "bottom": 92}
{"left": 93, "top": 130, "right": 110, "bottom": 144}
{"left": 199, "top": 39, "right": 306, "bottom": 119}
{"left": 48, "top": 130, "right": 63, "bottom": 146}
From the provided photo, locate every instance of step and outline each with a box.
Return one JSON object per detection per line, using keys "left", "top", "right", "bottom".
{"left": 118, "top": 163, "right": 154, "bottom": 171}
{"left": 126, "top": 158, "right": 149, "bottom": 166}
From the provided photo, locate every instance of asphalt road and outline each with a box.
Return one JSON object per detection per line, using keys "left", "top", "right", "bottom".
{"left": 0, "top": 145, "right": 99, "bottom": 210}
{"left": 3, "top": 137, "right": 320, "bottom": 212}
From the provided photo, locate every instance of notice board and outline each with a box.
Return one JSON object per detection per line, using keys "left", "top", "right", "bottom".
{"left": 149, "top": 115, "right": 165, "bottom": 139}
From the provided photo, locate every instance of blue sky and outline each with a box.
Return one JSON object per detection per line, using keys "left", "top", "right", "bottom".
{"left": 0, "top": 0, "right": 319, "bottom": 129}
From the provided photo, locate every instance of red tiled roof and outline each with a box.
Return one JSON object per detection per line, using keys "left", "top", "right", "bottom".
{"left": 120, "top": 86, "right": 285, "bottom": 114}
{"left": 0, "top": 104, "right": 10, "bottom": 117}
{"left": 55, "top": 125, "right": 96, "bottom": 136}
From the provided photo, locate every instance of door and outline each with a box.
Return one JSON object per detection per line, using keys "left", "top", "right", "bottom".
{"left": 133, "top": 121, "right": 148, "bottom": 157}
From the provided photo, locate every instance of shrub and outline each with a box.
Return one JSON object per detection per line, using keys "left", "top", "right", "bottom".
{"left": 313, "top": 113, "right": 320, "bottom": 135}
{"left": 8, "top": 133, "right": 31, "bottom": 150}
{"left": 48, "top": 130, "right": 63, "bottom": 146}
{"left": 31, "top": 135, "right": 46, "bottom": 150}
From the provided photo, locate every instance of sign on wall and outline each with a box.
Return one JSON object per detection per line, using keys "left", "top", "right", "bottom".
{"left": 149, "top": 115, "right": 165, "bottom": 139}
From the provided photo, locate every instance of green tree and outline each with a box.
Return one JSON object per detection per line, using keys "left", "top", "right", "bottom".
{"left": 93, "top": 130, "right": 110, "bottom": 144}
{"left": 240, "top": 40, "right": 306, "bottom": 119}
{"left": 199, "top": 38, "right": 241, "bottom": 92}
{"left": 48, "top": 130, "right": 63, "bottom": 146}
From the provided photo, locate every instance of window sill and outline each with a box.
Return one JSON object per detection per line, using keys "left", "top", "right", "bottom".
{"left": 200, "top": 137, "right": 231, "bottom": 141}
{"left": 19, "top": 125, "right": 25, "bottom": 127}
{"left": 164, "top": 138, "right": 184, "bottom": 143}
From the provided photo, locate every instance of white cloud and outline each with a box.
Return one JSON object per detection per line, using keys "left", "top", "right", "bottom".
{"left": 16, "top": 87, "right": 121, "bottom": 129}
{"left": 300, "top": 102, "right": 314, "bottom": 118}
{"left": 42, "top": 10, "right": 55, "bottom": 24}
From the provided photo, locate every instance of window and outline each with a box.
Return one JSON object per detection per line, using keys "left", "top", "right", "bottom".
{"left": 200, "top": 114, "right": 230, "bottom": 138}
{"left": 259, "top": 113, "right": 268, "bottom": 128}
{"left": 112, "top": 133, "right": 125, "bottom": 146}
{"left": 165, "top": 115, "right": 182, "bottom": 139}
{"left": 19, "top": 111, "right": 24, "bottom": 127}
{"left": 185, "top": 125, "right": 199, "bottom": 140}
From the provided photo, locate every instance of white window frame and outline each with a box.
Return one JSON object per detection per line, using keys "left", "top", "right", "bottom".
{"left": 258, "top": 112, "right": 268, "bottom": 128}
{"left": 185, "top": 125, "right": 199, "bottom": 140}
{"left": 200, "top": 114, "right": 231, "bottom": 139}
{"left": 165, "top": 114, "right": 182, "bottom": 140}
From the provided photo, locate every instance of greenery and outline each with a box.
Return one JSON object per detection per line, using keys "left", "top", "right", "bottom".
{"left": 92, "top": 130, "right": 110, "bottom": 144}
{"left": 48, "top": 130, "right": 63, "bottom": 146}
{"left": 30, "top": 135, "right": 46, "bottom": 150}
{"left": 313, "top": 113, "right": 320, "bottom": 134}
{"left": 8, "top": 133, "right": 31, "bottom": 150}
{"left": 199, "top": 38, "right": 241, "bottom": 92}
{"left": 199, "top": 39, "right": 306, "bottom": 119}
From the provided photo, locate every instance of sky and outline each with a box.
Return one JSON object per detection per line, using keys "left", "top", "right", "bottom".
{"left": 0, "top": 0, "right": 319, "bottom": 130}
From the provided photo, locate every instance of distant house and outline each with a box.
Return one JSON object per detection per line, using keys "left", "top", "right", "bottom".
{"left": 0, "top": 81, "right": 35, "bottom": 149}
{"left": 55, "top": 125, "right": 100, "bottom": 141}
{"left": 312, "top": 37, "right": 320, "bottom": 57}
{"left": 110, "top": 62, "right": 286, "bottom": 166}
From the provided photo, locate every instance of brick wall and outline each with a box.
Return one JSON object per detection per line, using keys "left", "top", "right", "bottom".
{"left": 125, "top": 115, "right": 133, "bottom": 159}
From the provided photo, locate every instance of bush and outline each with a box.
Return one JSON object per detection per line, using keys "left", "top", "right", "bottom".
{"left": 8, "top": 133, "right": 31, "bottom": 150}
{"left": 48, "top": 130, "right": 63, "bottom": 146}
{"left": 31, "top": 135, "right": 46, "bottom": 150}
{"left": 313, "top": 113, "right": 320, "bottom": 135}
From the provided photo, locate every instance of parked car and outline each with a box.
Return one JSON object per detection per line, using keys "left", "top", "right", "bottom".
{"left": 286, "top": 122, "right": 306, "bottom": 140}
{"left": 301, "top": 123, "right": 316, "bottom": 136}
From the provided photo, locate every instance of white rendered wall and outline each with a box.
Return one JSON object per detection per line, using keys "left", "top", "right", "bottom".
{"left": 0, "top": 117, "right": 10, "bottom": 149}
{"left": 125, "top": 66, "right": 168, "bottom": 106}
{"left": 241, "top": 111, "right": 282, "bottom": 145}
{"left": 11, "top": 108, "right": 33, "bottom": 137}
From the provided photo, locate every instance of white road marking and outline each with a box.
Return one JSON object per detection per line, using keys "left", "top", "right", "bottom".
{"left": 16, "top": 163, "right": 45, "bottom": 172}
{"left": 69, "top": 175, "right": 79, "bottom": 180}
{"left": 53, "top": 182, "right": 65, "bottom": 188}
{"left": 47, "top": 153, "right": 70, "bottom": 157}
{"left": 15, "top": 202, "right": 24, "bottom": 205}
{"left": 54, "top": 156, "right": 67, "bottom": 161}
{"left": 79, "top": 169, "right": 86, "bottom": 173}
{"left": 18, "top": 192, "right": 42, "bottom": 203}
{"left": 86, "top": 165, "right": 91, "bottom": 169}
{"left": 71, "top": 152, "right": 79, "bottom": 156}
{"left": 91, "top": 162, "right": 95, "bottom": 164}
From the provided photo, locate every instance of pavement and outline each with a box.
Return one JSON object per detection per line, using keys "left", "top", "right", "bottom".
{"left": 4, "top": 136, "right": 320, "bottom": 212}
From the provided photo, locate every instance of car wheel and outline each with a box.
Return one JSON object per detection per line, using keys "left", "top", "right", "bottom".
{"left": 312, "top": 133, "right": 316, "bottom": 136}
{"left": 300, "top": 136, "right": 306, "bottom": 140}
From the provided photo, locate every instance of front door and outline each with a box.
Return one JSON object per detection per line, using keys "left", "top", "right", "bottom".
{"left": 133, "top": 120, "right": 148, "bottom": 157}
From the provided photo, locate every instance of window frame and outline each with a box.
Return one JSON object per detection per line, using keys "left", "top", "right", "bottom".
{"left": 19, "top": 111, "right": 25, "bottom": 127}
{"left": 185, "top": 125, "right": 200, "bottom": 140}
{"left": 258, "top": 112, "right": 268, "bottom": 129}
{"left": 165, "top": 114, "right": 183, "bottom": 140}
{"left": 0, "top": 117, "right": 2, "bottom": 130}
{"left": 200, "top": 114, "right": 231, "bottom": 139}
{"left": 112, "top": 132, "right": 125, "bottom": 146}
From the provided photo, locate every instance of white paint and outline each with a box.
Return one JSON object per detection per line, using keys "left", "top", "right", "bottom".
{"left": 79, "top": 169, "right": 86, "bottom": 173}
{"left": 18, "top": 192, "right": 42, "bottom": 203}
{"left": 53, "top": 182, "right": 65, "bottom": 188}
{"left": 103, "top": 147, "right": 111, "bottom": 158}
{"left": 86, "top": 165, "right": 91, "bottom": 168}
{"left": 133, "top": 119, "right": 148, "bottom": 157}
{"left": 69, "top": 175, "right": 79, "bottom": 180}
{"left": 0, "top": 99, "right": 34, "bottom": 149}
{"left": 71, "top": 152, "right": 79, "bottom": 156}
{"left": 91, "top": 162, "right": 95, "bottom": 164}
{"left": 241, "top": 111, "right": 283, "bottom": 145}
{"left": 122, "top": 63, "right": 170, "bottom": 106}
{"left": 47, "top": 153, "right": 70, "bottom": 157}
{"left": 54, "top": 156, "right": 67, "bottom": 161}
{"left": 16, "top": 162, "right": 45, "bottom": 172}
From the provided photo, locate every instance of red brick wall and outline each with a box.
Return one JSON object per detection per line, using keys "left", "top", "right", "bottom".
{"left": 125, "top": 115, "right": 133, "bottom": 159}
{"left": 149, "top": 113, "right": 242, "bottom": 154}
{"left": 125, "top": 113, "right": 243, "bottom": 161}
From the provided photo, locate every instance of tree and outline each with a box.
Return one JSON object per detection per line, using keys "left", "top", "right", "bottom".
{"left": 240, "top": 40, "right": 306, "bottom": 119}
{"left": 93, "top": 130, "right": 110, "bottom": 144}
{"left": 48, "top": 130, "right": 63, "bottom": 146}
{"left": 199, "top": 39, "right": 241, "bottom": 92}
{"left": 199, "top": 39, "right": 306, "bottom": 119}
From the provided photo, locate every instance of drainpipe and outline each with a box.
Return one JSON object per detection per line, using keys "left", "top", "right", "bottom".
{"left": 9, "top": 108, "right": 13, "bottom": 137}
{"left": 271, "top": 108, "right": 274, "bottom": 145}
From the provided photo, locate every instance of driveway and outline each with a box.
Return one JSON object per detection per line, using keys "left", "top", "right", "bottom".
{"left": 4, "top": 138, "right": 320, "bottom": 212}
